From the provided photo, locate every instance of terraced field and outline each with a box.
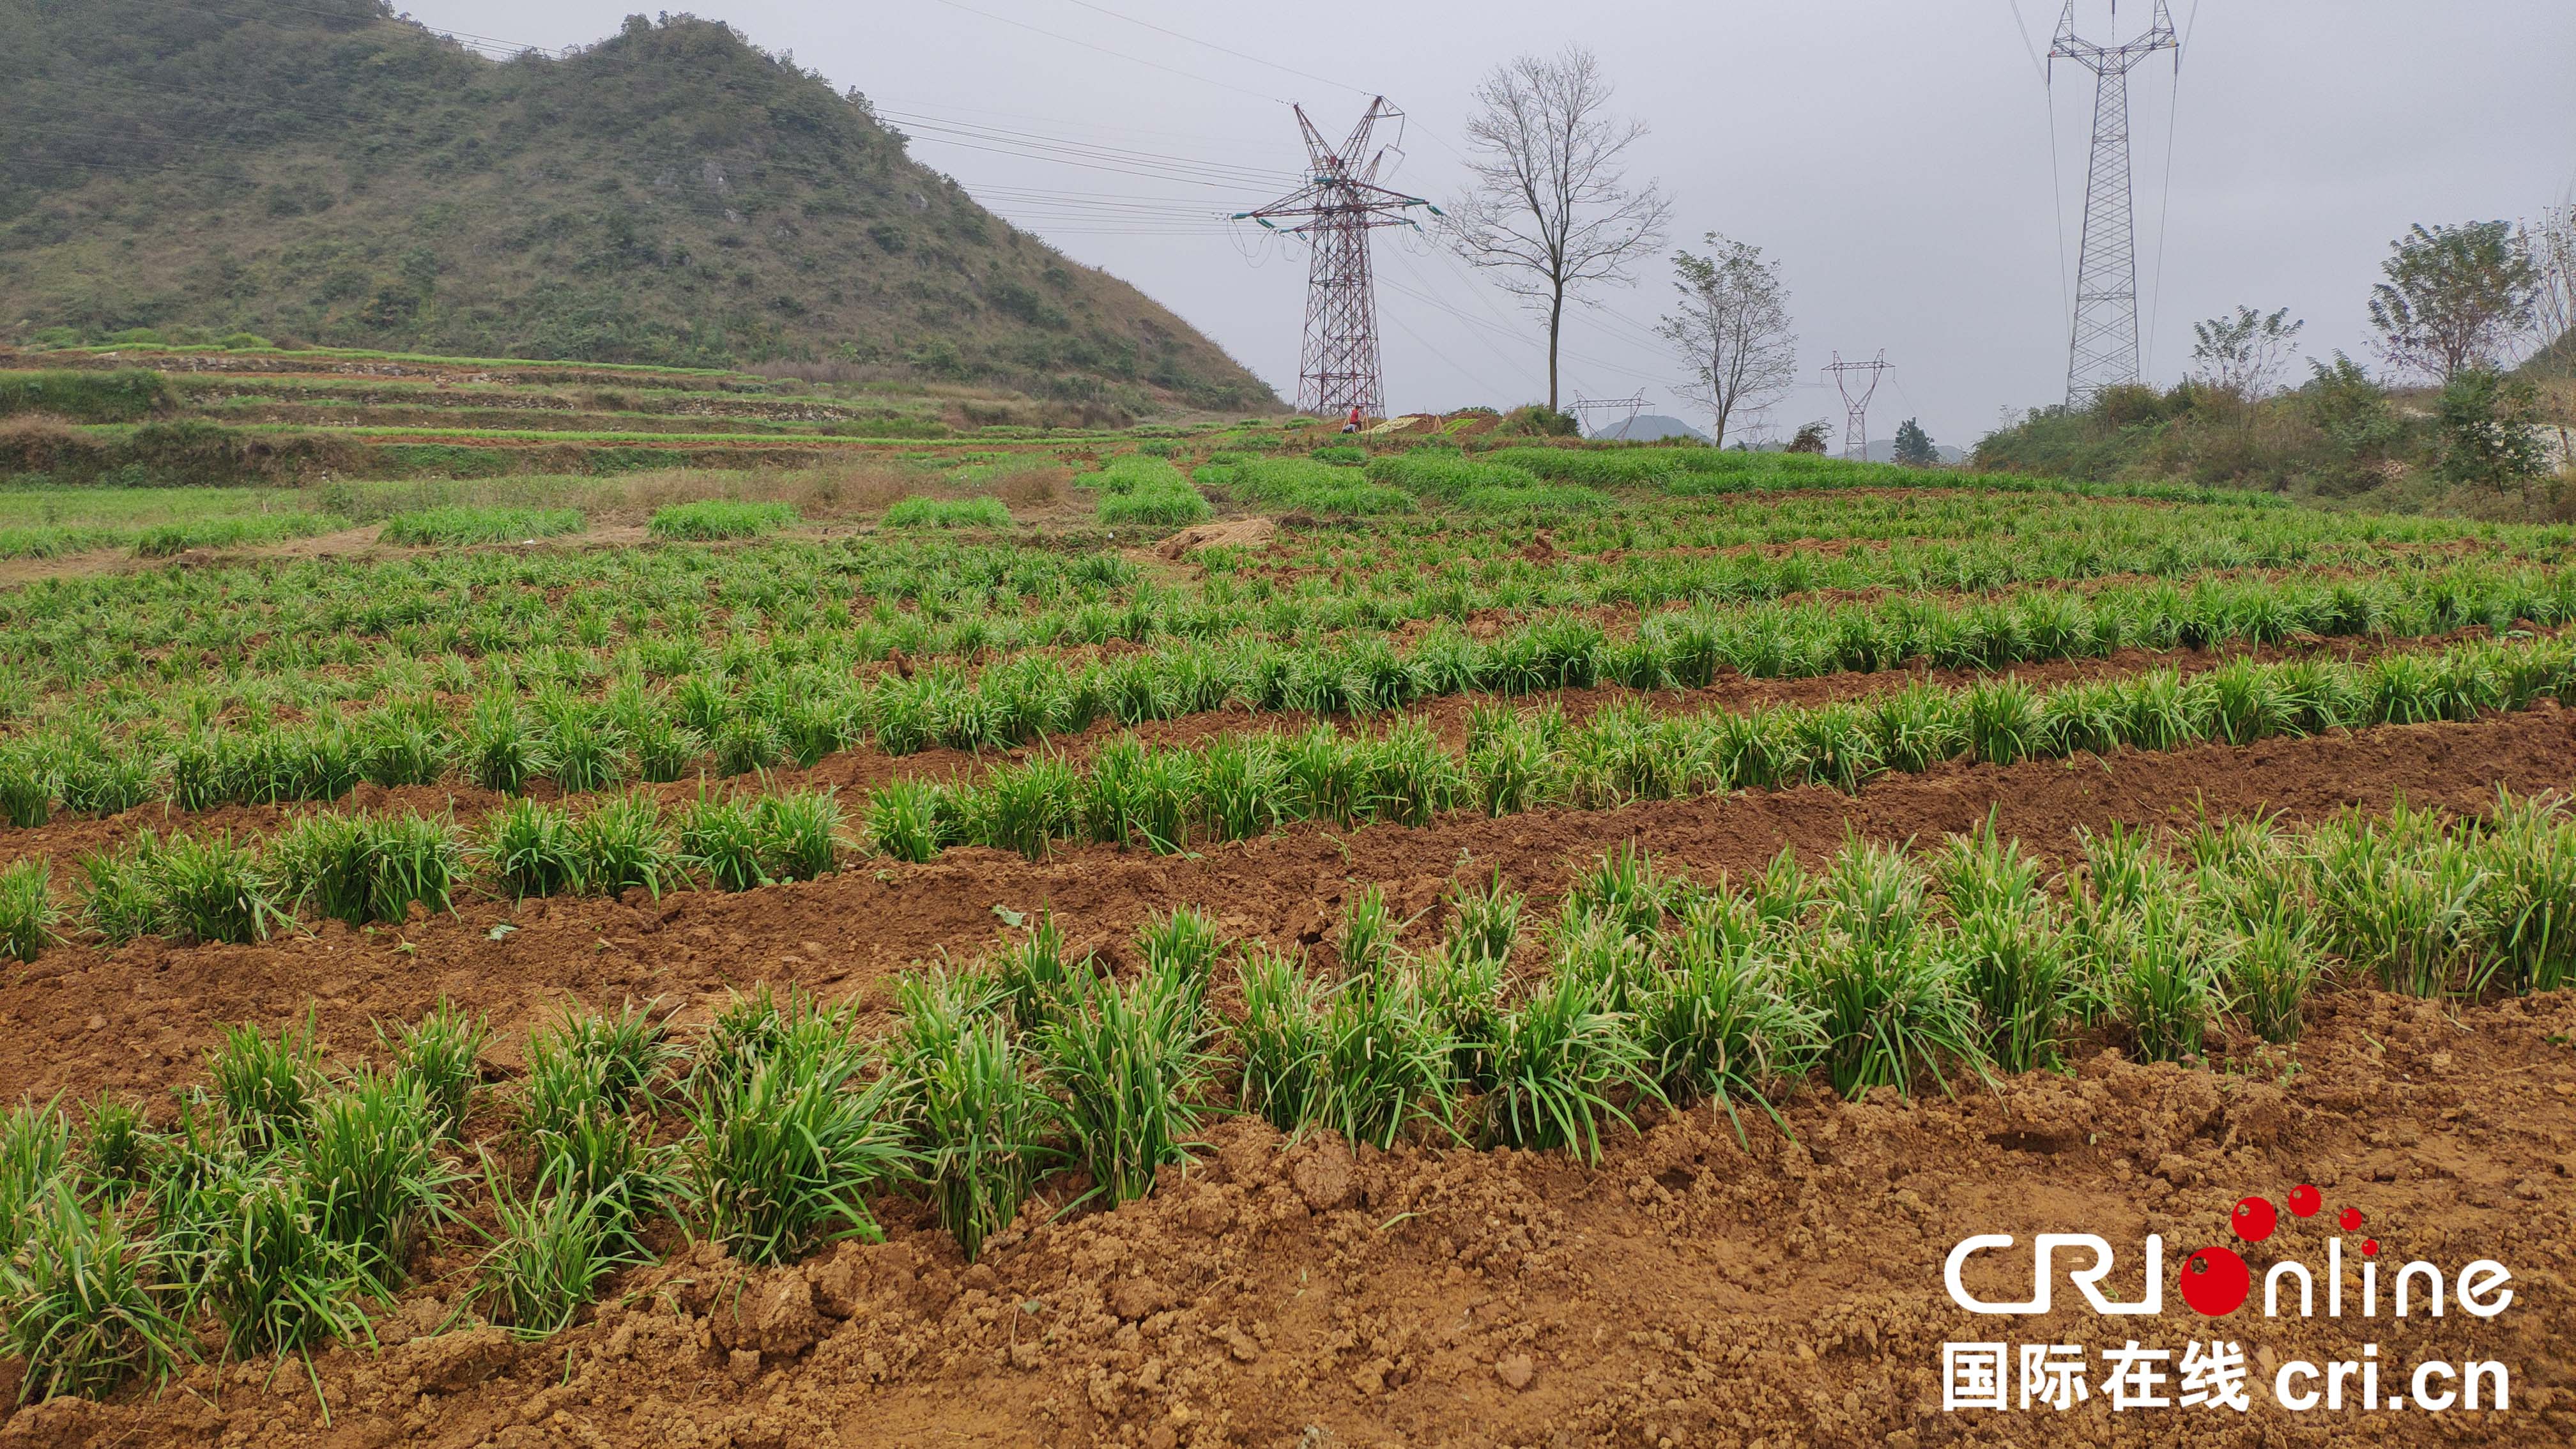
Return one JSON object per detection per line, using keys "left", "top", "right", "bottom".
{"left": 0, "top": 365, "right": 2572, "bottom": 1447}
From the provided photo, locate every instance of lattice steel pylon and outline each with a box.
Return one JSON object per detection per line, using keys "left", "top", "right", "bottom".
{"left": 1824, "top": 351, "right": 1890, "bottom": 461}
{"left": 1570, "top": 393, "right": 1648, "bottom": 437}
{"left": 2050, "top": 0, "right": 2179, "bottom": 407}
{"left": 1236, "top": 99, "right": 1434, "bottom": 420}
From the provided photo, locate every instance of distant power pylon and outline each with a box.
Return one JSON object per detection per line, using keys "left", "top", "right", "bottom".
{"left": 1236, "top": 99, "right": 1435, "bottom": 420}
{"left": 1570, "top": 393, "right": 1648, "bottom": 437}
{"left": 2050, "top": 0, "right": 2180, "bottom": 407}
{"left": 1824, "top": 351, "right": 1890, "bottom": 460}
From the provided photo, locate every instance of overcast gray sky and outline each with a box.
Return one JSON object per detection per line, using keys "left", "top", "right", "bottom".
{"left": 416, "top": 0, "right": 2575, "bottom": 446}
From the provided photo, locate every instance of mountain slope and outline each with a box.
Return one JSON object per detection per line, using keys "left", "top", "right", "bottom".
{"left": 0, "top": 2, "right": 1275, "bottom": 410}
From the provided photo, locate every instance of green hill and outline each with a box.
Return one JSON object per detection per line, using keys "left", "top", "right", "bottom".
{"left": 0, "top": 2, "right": 1275, "bottom": 411}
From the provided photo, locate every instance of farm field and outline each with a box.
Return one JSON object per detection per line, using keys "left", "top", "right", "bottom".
{"left": 0, "top": 377, "right": 2573, "bottom": 1448}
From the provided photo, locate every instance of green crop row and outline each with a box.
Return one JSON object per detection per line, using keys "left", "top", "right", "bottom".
{"left": 6, "top": 787, "right": 847, "bottom": 956}
{"left": 646, "top": 500, "right": 799, "bottom": 541}
{"left": 378, "top": 507, "right": 586, "bottom": 547}
{"left": 3, "top": 792, "right": 2568, "bottom": 1406}
{"left": 5, "top": 493, "right": 2551, "bottom": 736}
{"left": 0, "top": 370, "right": 173, "bottom": 424}
{"left": 864, "top": 633, "right": 2576, "bottom": 864}
{"left": 1194, "top": 457, "right": 1415, "bottom": 516}
{"left": 3, "top": 562, "right": 2567, "bottom": 822}
{"left": 1077, "top": 454, "right": 1211, "bottom": 528}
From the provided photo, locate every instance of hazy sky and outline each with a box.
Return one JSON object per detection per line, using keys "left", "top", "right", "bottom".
{"left": 414, "top": 1, "right": 2575, "bottom": 446}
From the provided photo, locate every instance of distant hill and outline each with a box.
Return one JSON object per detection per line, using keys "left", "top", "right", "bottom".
{"left": 0, "top": 3, "right": 1275, "bottom": 410}
{"left": 1593, "top": 413, "right": 1710, "bottom": 442}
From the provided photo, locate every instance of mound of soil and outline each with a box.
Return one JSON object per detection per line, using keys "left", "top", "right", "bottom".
{"left": 1156, "top": 518, "right": 1276, "bottom": 560}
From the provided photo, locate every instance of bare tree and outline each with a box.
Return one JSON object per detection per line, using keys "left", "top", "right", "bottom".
{"left": 2188, "top": 305, "right": 2305, "bottom": 399}
{"left": 1448, "top": 46, "right": 1671, "bottom": 411}
{"left": 2527, "top": 206, "right": 2576, "bottom": 373}
{"left": 1656, "top": 234, "right": 1796, "bottom": 447}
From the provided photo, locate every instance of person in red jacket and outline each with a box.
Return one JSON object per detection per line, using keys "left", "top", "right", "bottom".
{"left": 1341, "top": 404, "right": 1362, "bottom": 434}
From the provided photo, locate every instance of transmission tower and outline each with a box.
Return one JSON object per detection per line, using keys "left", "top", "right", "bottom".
{"left": 1236, "top": 99, "right": 1434, "bottom": 420}
{"left": 1570, "top": 393, "right": 1648, "bottom": 437}
{"left": 1823, "top": 351, "right": 1890, "bottom": 460}
{"left": 2050, "top": 0, "right": 2180, "bottom": 407}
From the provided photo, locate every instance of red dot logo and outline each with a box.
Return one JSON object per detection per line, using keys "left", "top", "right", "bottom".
{"left": 2231, "top": 1196, "right": 2276, "bottom": 1243}
{"left": 2287, "top": 1184, "right": 2322, "bottom": 1218}
{"left": 2338, "top": 1208, "right": 2365, "bottom": 1232}
{"left": 2361, "top": 1239, "right": 2380, "bottom": 1257}
{"left": 2179, "top": 1246, "right": 2251, "bottom": 1316}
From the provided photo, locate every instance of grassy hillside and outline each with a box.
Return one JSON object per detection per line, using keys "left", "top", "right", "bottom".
{"left": 0, "top": 2, "right": 1275, "bottom": 411}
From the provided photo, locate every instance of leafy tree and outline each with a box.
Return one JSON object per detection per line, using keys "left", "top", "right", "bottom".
{"left": 2434, "top": 368, "right": 2545, "bottom": 494}
{"left": 1656, "top": 234, "right": 1795, "bottom": 448}
{"left": 1448, "top": 45, "right": 1671, "bottom": 411}
{"left": 1892, "top": 418, "right": 1937, "bottom": 466}
{"left": 2368, "top": 222, "right": 2538, "bottom": 381}
{"left": 1785, "top": 420, "right": 1831, "bottom": 455}
{"left": 2189, "top": 306, "right": 2305, "bottom": 398}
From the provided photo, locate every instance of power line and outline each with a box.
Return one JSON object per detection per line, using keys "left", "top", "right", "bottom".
{"left": 926, "top": 0, "right": 1284, "bottom": 102}
{"left": 1048, "top": 0, "right": 1376, "bottom": 100}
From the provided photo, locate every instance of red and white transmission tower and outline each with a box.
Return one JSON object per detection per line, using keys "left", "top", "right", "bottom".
{"left": 1236, "top": 99, "right": 1434, "bottom": 420}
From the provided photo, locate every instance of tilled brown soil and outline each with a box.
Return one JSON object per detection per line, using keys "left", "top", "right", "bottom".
{"left": 5, "top": 707, "right": 2568, "bottom": 1110}
{"left": 0, "top": 702, "right": 2570, "bottom": 1448}
{"left": 0, "top": 627, "right": 2518, "bottom": 873}
{"left": 10, "top": 990, "right": 2573, "bottom": 1449}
